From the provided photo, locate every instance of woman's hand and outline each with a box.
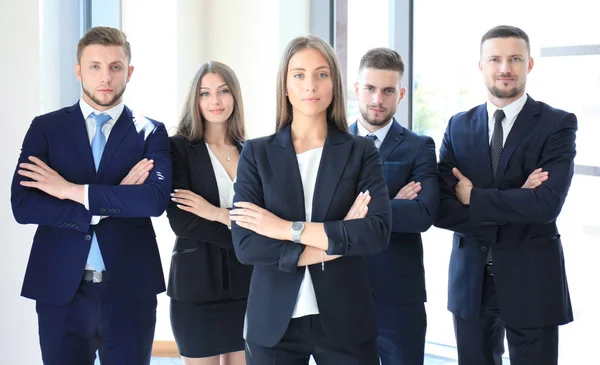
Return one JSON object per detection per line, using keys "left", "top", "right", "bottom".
{"left": 171, "top": 189, "right": 227, "bottom": 224}
{"left": 229, "top": 202, "right": 290, "bottom": 240}
{"left": 344, "top": 190, "right": 371, "bottom": 220}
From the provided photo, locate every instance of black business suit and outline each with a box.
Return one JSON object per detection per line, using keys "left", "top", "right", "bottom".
{"left": 232, "top": 124, "right": 392, "bottom": 364}
{"left": 435, "top": 95, "right": 576, "bottom": 365}
{"left": 350, "top": 119, "right": 439, "bottom": 365}
{"left": 167, "top": 135, "right": 252, "bottom": 357}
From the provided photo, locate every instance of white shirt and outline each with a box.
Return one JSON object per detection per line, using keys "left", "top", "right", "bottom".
{"left": 206, "top": 143, "right": 236, "bottom": 209}
{"left": 356, "top": 119, "right": 394, "bottom": 149}
{"left": 486, "top": 93, "right": 527, "bottom": 146}
{"left": 79, "top": 99, "right": 125, "bottom": 225}
{"left": 291, "top": 147, "right": 323, "bottom": 318}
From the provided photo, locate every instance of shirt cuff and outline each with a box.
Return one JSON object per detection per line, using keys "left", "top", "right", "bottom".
{"left": 90, "top": 216, "right": 101, "bottom": 225}
{"left": 84, "top": 184, "right": 90, "bottom": 210}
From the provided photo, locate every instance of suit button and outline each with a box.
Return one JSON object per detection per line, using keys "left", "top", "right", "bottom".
{"left": 75, "top": 225, "right": 79, "bottom": 229}
{"left": 116, "top": 209, "right": 121, "bottom": 213}
{"left": 100, "top": 208, "right": 106, "bottom": 214}
{"left": 85, "top": 234, "right": 92, "bottom": 241}
{"left": 481, "top": 246, "right": 487, "bottom": 251}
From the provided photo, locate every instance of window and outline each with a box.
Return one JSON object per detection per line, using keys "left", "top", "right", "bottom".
{"left": 414, "top": 0, "right": 600, "bottom": 362}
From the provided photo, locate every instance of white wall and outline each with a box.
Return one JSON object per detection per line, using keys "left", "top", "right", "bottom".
{"left": 0, "top": 0, "right": 43, "bottom": 363}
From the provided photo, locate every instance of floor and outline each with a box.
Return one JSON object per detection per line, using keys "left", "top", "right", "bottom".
{"left": 136, "top": 354, "right": 461, "bottom": 364}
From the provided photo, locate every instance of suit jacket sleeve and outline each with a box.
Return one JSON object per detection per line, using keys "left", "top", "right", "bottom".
{"left": 166, "top": 138, "right": 233, "bottom": 249}
{"left": 231, "top": 139, "right": 305, "bottom": 272}
{"left": 390, "top": 136, "right": 439, "bottom": 233}
{"left": 87, "top": 122, "right": 172, "bottom": 217}
{"left": 323, "top": 139, "right": 391, "bottom": 256}
{"left": 11, "top": 117, "right": 93, "bottom": 233}
{"left": 435, "top": 116, "right": 487, "bottom": 234}
{"left": 469, "top": 113, "right": 577, "bottom": 225}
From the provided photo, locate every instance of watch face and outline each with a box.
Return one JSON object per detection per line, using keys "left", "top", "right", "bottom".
{"left": 292, "top": 221, "right": 304, "bottom": 231}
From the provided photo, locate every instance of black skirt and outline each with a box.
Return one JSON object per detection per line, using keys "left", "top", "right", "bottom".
{"left": 170, "top": 295, "right": 247, "bottom": 358}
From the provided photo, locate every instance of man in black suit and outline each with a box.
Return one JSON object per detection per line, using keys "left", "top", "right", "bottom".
{"left": 435, "top": 25, "right": 576, "bottom": 365}
{"left": 349, "top": 47, "right": 439, "bottom": 365}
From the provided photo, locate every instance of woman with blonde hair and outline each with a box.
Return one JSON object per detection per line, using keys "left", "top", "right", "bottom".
{"left": 230, "top": 36, "right": 391, "bottom": 364}
{"left": 167, "top": 61, "right": 251, "bottom": 365}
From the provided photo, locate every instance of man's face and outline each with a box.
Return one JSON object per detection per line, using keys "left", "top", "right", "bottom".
{"left": 75, "top": 44, "right": 133, "bottom": 111}
{"left": 355, "top": 67, "right": 405, "bottom": 129}
{"left": 479, "top": 37, "right": 533, "bottom": 104}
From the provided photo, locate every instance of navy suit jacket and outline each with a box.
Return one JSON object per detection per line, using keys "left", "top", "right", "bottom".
{"left": 231, "top": 124, "right": 391, "bottom": 347}
{"left": 435, "top": 95, "right": 575, "bottom": 328}
{"left": 166, "top": 136, "right": 252, "bottom": 302}
{"left": 11, "top": 102, "right": 172, "bottom": 306}
{"left": 350, "top": 120, "right": 439, "bottom": 304}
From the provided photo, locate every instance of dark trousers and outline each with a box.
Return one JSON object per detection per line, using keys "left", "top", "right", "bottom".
{"left": 245, "top": 315, "right": 379, "bottom": 365}
{"left": 374, "top": 300, "right": 426, "bottom": 365}
{"left": 36, "top": 281, "right": 157, "bottom": 365}
{"left": 454, "top": 272, "right": 559, "bottom": 365}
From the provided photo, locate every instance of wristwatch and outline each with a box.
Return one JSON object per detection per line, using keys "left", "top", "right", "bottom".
{"left": 291, "top": 221, "right": 305, "bottom": 243}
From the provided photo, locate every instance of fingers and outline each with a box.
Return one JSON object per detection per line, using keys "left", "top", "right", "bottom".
{"left": 233, "top": 202, "right": 262, "bottom": 212}
{"left": 522, "top": 168, "right": 549, "bottom": 189}
{"left": 452, "top": 167, "right": 465, "bottom": 180}
{"left": 345, "top": 191, "right": 370, "bottom": 220}
{"left": 396, "top": 181, "right": 422, "bottom": 200}
{"left": 135, "top": 171, "right": 149, "bottom": 185}
{"left": 27, "top": 156, "right": 52, "bottom": 171}
{"left": 122, "top": 159, "right": 154, "bottom": 185}
{"left": 17, "top": 168, "right": 44, "bottom": 181}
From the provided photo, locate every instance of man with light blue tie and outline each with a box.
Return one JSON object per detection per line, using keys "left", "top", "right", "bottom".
{"left": 11, "top": 26, "right": 172, "bottom": 365}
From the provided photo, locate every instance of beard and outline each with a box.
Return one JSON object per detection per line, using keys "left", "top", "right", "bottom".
{"left": 489, "top": 84, "right": 523, "bottom": 99}
{"left": 358, "top": 104, "right": 395, "bottom": 127}
{"left": 83, "top": 85, "right": 126, "bottom": 108}
{"left": 488, "top": 73, "right": 524, "bottom": 99}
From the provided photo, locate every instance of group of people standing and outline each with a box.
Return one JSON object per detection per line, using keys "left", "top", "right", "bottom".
{"left": 11, "top": 23, "right": 576, "bottom": 365}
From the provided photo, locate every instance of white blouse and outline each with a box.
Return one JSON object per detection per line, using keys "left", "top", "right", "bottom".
{"left": 206, "top": 143, "right": 235, "bottom": 209}
{"left": 291, "top": 147, "right": 323, "bottom": 318}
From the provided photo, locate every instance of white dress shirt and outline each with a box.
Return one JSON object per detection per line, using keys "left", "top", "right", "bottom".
{"left": 79, "top": 99, "right": 125, "bottom": 225}
{"left": 356, "top": 119, "right": 394, "bottom": 149}
{"left": 291, "top": 147, "right": 323, "bottom": 318}
{"left": 486, "top": 93, "right": 528, "bottom": 146}
{"left": 206, "top": 144, "right": 236, "bottom": 209}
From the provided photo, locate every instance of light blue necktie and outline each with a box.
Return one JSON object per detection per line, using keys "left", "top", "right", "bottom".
{"left": 87, "top": 113, "right": 111, "bottom": 272}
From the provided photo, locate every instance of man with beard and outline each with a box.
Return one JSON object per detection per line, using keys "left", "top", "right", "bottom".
{"left": 349, "top": 47, "right": 439, "bottom": 365}
{"left": 435, "top": 25, "right": 576, "bottom": 365}
{"left": 11, "top": 26, "right": 171, "bottom": 365}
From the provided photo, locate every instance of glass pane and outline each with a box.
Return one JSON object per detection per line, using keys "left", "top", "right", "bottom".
{"left": 345, "top": 0, "right": 390, "bottom": 122}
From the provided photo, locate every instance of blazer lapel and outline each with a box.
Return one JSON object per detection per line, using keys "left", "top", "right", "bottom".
{"left": 494, "top": 96, "right": 540, "bottom": 184}
{"left": 378, "top": 119, "right": 404, "bottom": 162}
{"left": 189, "top": 141, "right": 221, "bottom": 207}
{"left": 97, "top": 106, "right": 134, "bottom": 180}
{"left": 468, "top": 105, "right": 495, "bottom": 188}
{"left": 65, "top": 103, "right": 96, "bottom": 180}
{"left": 266, "top": 125, "right": 306, "bottom": 221}
{"left": 311, "top": 125, "right": 352, "bottom": 223}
